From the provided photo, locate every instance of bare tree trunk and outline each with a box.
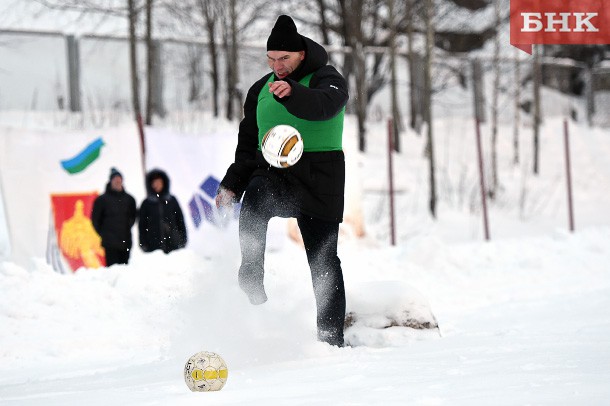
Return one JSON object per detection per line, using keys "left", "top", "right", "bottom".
{"left": 489, "top": 0, "right": 500, "bottom": 198}
{"left": 315, "top": 0, "right": 331, "bottom": 45}
{"left": 221, "top": 0, "right": 241, "bottom": 121}
{"left": 337, "top": 0, "right": 354, "bottom": 84}
{"left": 388, "top": 0, "right": 401, "bottom": 152}
{"left": 220, "top": 5, "right": 232, "bottom": 121}
{"left": 424, "top": 0, "right": 437, "bottom": 217}
{"left": 187, "top": 44, "right": 203, "bottom": 103}
{"left": 339, "top": 0, "right": 367, "bottom": 152}
{"left": 229, "top": 0, "right": 242, "bottom": 119}
{"left": 128, "top": 0, "right": 145, "bottom": 169}
{"left": 128, "top": 0, "right": 141, "bottom": 121}
{"left": 513, "top": 48, "right": 520, "bottom": 165}
{"left": 190, "top": 0, "right": 218, "bottom": 117}
{"left": 208, "top": 37, "right": 220, "bottom": 118}
{"left": 353, "top": 43, "right": 368, "bottom": 152}
{"left": 145, "top": 0, "right": 154, "bottom": 125}
{"left": 166, "top": 0, "right": 264, "bottom": 119}
{"left": 533, "top": 45, "right": 541, "bottom": 175}
{"left": 198, "top": 0, "right": 220, "bottom": 117}
{"left": 406, "top": 0, "right": 420, "bottom": 134}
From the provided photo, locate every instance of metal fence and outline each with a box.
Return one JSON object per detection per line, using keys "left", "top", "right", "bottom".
{"left": 0, "top": 28, "right": 608, "bottom": 130}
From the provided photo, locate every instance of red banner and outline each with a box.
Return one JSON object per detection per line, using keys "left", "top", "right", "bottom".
{"left": 510, "top": 0, "right": 610, "bottom": 54}
{"left": 50, "top": 192, "right": 105, "bottom": 271}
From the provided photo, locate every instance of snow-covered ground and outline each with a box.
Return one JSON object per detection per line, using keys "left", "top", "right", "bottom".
{"left": 1, "top": 226, "right": 608, "bottom": 405}
{"left": 1, "top": 112, "right": 610, "bottom": 404}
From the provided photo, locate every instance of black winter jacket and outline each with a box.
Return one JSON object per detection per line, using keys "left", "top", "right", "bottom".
{"left": 92, "top": 185, "right": 137, "bottom": 251}
{"left": 138, "top": 169, "right": 187, "bottom": 253}
{"left": 219, "top": 36, "right": 349, "bottom": 222}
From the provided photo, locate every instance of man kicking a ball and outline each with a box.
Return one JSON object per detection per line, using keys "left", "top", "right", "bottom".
{"left": 216, "top": 15, "right": 349, "bottom": 347}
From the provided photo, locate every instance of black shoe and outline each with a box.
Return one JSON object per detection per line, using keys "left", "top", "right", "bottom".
{"left": 245, "top": 288, "right": 268, "bottom": 305}
{"left": 239, "top": 280, "right": 268, "bottom": 305}
{"left": 318, "top": 330, "right": 344, "bottom": 347}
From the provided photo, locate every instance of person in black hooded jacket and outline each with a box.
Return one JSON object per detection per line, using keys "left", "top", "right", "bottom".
{"left": 92, "top": 167, "right": 137, "bottom": 266}
{"left": 216, "top": 15, "right": 349, "bottom": 347}
{"left": 138, "top": 168, "right": 187, "bottom": 254}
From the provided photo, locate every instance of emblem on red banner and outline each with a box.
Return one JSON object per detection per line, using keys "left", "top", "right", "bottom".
{"left": 49, "top": 192, "right": 105, "bottom": 272}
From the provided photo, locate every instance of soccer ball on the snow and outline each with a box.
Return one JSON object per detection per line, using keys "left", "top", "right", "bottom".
{"left": 184, "top": 351, "right": 228, "bottom": 392}
{"left": 261, "top": 124, "right": 304, "bottom": 168}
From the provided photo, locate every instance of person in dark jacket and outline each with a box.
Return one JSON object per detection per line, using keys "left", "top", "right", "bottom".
{"left": 138, "top": 169, "right": 187, "bottom": 254}
{"left": 92, "top": 167, "right": 137, "bottom": 266}
{"left": 216, "top": 15, "right": 349, "bottom": 347}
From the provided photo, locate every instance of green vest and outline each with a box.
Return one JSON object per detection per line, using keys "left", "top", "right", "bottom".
{"left": 257, "top": 73, "right": 345, "bottom": 152}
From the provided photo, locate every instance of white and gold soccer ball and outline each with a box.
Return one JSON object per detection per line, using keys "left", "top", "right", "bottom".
{"left": 184, "top": 351, "right": 228, "bottom": 392}
{"left": 261, "top": 124, "right": 304, "bottom": 168}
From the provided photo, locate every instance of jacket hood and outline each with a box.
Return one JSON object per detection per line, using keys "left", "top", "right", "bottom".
{"left": 285, "top": 36, "right": 329, "bottom": 82}
{"left": 145, "top": 168, "right": 170, "bottom": 196}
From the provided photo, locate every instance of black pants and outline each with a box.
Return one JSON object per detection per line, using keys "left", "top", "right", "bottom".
{"left": 104, "top": 247, "right": 130, "bottom": 266}
{"left": 239, "top": 175, "right": 346, "bottom": 346}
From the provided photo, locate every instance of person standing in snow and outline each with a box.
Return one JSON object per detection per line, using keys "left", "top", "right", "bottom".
{"left": 92, "top": 167, "right": 137, "bottom": 266}
{"left": 216, "top": 15, "right": 349, "bottom": 347}
{"left": 138, "top": 169, "right": 187, "bottom": 254}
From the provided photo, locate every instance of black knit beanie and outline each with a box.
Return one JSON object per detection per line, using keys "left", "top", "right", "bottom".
{"left": 266, "top": 15, "right": 304, "bottom": 52}
{"left": 109, "top": 167, "right": 123, "bottom": 181}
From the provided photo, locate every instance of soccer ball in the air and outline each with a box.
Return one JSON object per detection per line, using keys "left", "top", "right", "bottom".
{"left": 184, "top": 351, "right": 229, "bottom": 392}
{"left": 261, "top": 124, "right": 304, "bottom": 168}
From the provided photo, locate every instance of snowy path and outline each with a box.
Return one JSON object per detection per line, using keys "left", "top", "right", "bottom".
{"left": 1, "top": 228, "right": 609, "bottom": 405}
{"left": 1, "top": 288, "right": 608, "bottom": 405}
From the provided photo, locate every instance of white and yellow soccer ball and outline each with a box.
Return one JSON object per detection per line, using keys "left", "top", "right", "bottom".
{"left": 261, "top": 124, "right": 304, "bottom": 168}
{"left": 184, "top": 351, "right": 228, "bottom": 392}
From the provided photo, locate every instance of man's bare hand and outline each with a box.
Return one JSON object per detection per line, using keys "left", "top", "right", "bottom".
{"left": 215, "top": 187, "right": 236, "bottom": 209}
{"left": 268, "top": 80, "right": 292, "bottom": 98}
